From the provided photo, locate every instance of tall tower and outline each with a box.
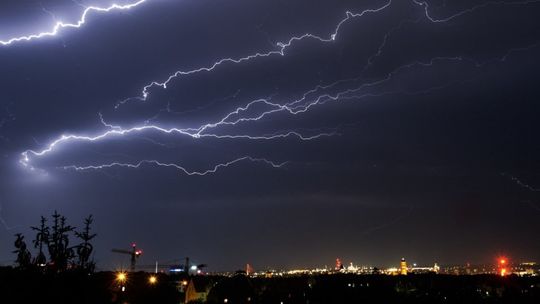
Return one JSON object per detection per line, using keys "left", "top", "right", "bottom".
{"left": 498, "top": 257, "right": 508, "bottom": 276}
{"left": 336, "top": 258, "right": 343, "bottom": 271}
{"left": 400, "top": 258, "right": 408, "bottom": 275}
{"left": 246, "top": 263, "right": 254, "bottom": 276}
{"left": 433, "top": 263, "right": 440, "bottom": 273}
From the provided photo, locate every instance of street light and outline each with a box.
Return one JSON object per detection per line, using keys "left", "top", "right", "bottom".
{"left": 116, "top": 272, "right": 127, "bottom": 283}
{"left": 116, "top": 272, "right": 127, "bottom": 292}
{"left": 149, "top": 275, "right": 157, "bottom": 285}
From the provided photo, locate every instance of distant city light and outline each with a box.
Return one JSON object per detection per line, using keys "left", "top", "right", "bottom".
{"left": 149, "top": 275, "right": 157, "bottom": 284}
{"left": 170, "top": 267, "right": 184, "bottom": 273}
{"left": 498, "top": 257, "right": 510, "bottom": 276}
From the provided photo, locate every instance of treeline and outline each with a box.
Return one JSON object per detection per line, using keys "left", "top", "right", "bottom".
{"left": 13, "top": 211, "right": 96, "bottom": 273}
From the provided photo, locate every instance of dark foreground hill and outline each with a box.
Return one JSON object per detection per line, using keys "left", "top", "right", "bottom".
{"left": 1, "top": 267, "right": 540, "bottom": 303}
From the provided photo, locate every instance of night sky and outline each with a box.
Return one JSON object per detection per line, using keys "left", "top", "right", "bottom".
{"left": 1, "top": 0, "right": 540, "bottom": 271}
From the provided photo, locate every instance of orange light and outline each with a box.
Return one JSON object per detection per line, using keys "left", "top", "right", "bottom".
{"left": 500, "top": 259, "right": 506, "bottom": 265}
{"left": 116, "top": 272, "right": 127, "bottom": 282}
{"left": 500, "top": 268, "right": 507, "bottom": 277}
{"left": 149, "top": 275, "right": 157, "bottom": 284}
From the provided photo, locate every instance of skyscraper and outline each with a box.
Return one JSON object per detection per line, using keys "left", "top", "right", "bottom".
{"left": 400, "top": 258, "right": 408, "bottom": 275}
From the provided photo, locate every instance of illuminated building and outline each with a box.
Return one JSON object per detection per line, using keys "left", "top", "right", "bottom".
{"left": 336, "top": 258, "right": 343, "bottom": 271}
{"left": 400, "top": 258, "right": 408, "bottom": 275}
{"left": 433, "top": 263, "right": 440, "bottom": 273}
{"left": 514, "top": 262, "right": 538, "bottom": 276}
{"left": 246, "top": 264, "right": 254, "bottom": 276}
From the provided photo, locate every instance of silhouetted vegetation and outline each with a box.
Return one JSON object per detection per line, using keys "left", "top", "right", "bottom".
{"left": 13, "top": 211, "right": 96, "bottom": 273}
{"left": 13, "top": 233, "right": 31, "bottom": 269}
{"left": 31, "top": 216, "right": 49, "bottom": 266}
{"left": 74, "top": 215, "right": 97, "bottom": 272}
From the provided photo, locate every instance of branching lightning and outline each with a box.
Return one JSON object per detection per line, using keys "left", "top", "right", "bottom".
{"left": 0, "top": 0, "right": 147, "bottom": 46}
{"left": 20, "top": 56, "right": 467, "bottom": 170}
{"left": 360, "top": 205, "right": 415, "bottom": 236}
{"left": 507, "top": 175, "right": 540, "bottom": 192}
{"left": 117, "top": 0, "right": 394, "bottom": 106}
{"left": 413, "top": 0, "right": 540, "bottom": 23}
{"left": 16, "top": 0, "right": 540, "bottom": 176}
{"left": 20, "top": 123, "right": 332, "bottom": 168}
{"left": 62, "top": 156, "right": 287, "bottom": 175}
{"left": 21, "top": 48, "right": 533, "bottom": 171}
{"left": 116, "top": 0, "right": 540, "bottom": 106}
{"left": 503, "top": 174, "right": 540, "bottom": 212}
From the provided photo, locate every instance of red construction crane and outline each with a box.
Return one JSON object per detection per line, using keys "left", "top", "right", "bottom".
{"left": 112, "top": 243, "right": 142, "bottom": 272}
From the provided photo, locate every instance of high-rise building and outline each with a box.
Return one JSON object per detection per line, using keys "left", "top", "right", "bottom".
{"left": 433, "top": 263, "right": 440, "bottom": 273}
{"left": 336, "top": 258, "right": 343, "bottom": 271}
{"left": 400, "top": 258, "right": 408, "bottom": 275}
{"left": 246, "top": 264, "right": 254, "bottom": 276}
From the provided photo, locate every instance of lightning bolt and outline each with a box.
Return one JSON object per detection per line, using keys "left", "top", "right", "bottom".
{"left": 0, "top": 0, "right": 147, "bottom": 46}
{"left": 115, "top": 0, "right": 540, "bottom": 106}
{"left": 19, "top": 124, "right": 330, "bottom": 170}
{"left": 116, "top": 0, "right": 394, "bottom": 106}
{"left": 17, "top": 0, "right": 540, "bottom": 174}
{"left": 502, "top": 174, "right": 540, "bottom": 212}
{"left": 62, "top": 156, "right": 288, "bottom": 175}
{"left": 507, "top": 175, "right": 540, "bottom": 192}
{"left": 143, "top": 90, "right": 243, "bottom": 125}
{"left": 360, "top": 205, "right": 415, "bottom": 236}
{"left": 21, "top": 34, "right": 539, "bottom": 171}
{"left": 20, "top": 56, "right": 469, "bottom": 170}
{"left": 413, "top": 0, "right": 540, "bottom": 23}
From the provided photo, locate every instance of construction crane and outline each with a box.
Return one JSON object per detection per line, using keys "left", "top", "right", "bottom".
{"left": 112, "top": 243, "right": 142, "bottom": 272}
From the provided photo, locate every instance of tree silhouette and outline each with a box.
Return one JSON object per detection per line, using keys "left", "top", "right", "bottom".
{"left": 75, "top": 215, "right": 97, "bottom": 272}
{"left": 13, "top": 233, "right": 32, "bottom": 269}
{"left": 31, "top": 216, "right": 49, "bottom": 267}
{"left": 14, "top": 212, "right": 97, "bottom": 272}
{"left": 47, "top": 211, "right": 75, "bottom": 271}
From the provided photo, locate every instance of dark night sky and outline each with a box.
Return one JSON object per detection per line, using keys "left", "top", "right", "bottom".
{"left": 0, "top": 0, "right": 540, "bottom": 271}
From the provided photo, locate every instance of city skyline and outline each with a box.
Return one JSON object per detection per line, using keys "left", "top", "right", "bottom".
{"left": 1, "top": 0, "right": 540, "bottom": 271}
